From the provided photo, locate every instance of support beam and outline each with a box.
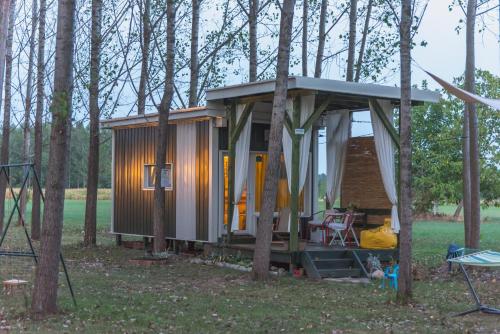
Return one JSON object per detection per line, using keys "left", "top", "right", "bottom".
{"left": 289, "top": 96, "right": 301, "bottom": 253}
{"left": 230, "top": 102, "right": 254, "bottom": 143}
{"left": 284, "top": 113, "right": 292, "bottom": 135}
{"left": 226, "top": 102, "right": 236, "bottom": 244}
{"left": 370, "top": 99, "right": 400, "bottom": 149}
{"left": 302, "top": 95, "right": 335, "bottom": 132}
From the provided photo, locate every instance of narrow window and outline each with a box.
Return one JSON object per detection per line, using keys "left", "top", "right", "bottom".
{"left": 143, "top": 164, "right": 173, "bottom": 190}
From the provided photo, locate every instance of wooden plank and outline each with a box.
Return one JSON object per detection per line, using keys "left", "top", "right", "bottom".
{"left": 230, "top": 102, "right": 254, "bottom": 144}
{"left": 289, "top": 96, "right": 301, "bottom": 252}
{"left": 226, "top": 102, "right": 236, "bottom": 243}
{"left": 369, "top": 99, "right": 400, "bottom": 149}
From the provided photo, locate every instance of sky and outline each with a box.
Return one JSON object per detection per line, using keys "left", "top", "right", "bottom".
{"left": 317, "top": 0, "right": 500, "bottom": 174}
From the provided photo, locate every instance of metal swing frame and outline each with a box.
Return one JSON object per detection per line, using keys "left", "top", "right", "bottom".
{"left": 0, "top": 163, "right": 76, "bottom": 306}
{"left": 455, "top": 263, "right": 500, "bottom": 316}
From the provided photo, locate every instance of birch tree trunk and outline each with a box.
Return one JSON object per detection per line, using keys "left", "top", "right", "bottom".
{"left": 84, "top": 0, "right": 102, "bottom": 247}
{"left": 354, "top": 0, "right": 372, "bottom": 82}
{"left": 19, "top": 0, "right": 38, "bottom": 225}
{"left": 314, "top": 0, "right": 327, "bottom": 78}
{"left": 249, "top": 0, "right": 258, "bottom": 81}
{"left": 188, "top": 0, "right": 200, "bottom": 107}
{"left": 31, "top": 0, "right": 75, "bottom": 316}
{"left": 137, "top": 0, "right": 150, "bottom": 115}
{"left": 0, "top": 0, "right": 15, "bottom": 233}
{"left": 153, "top": 0, "right": 175, "bottom": 254}
{"left": 301, "top": 0, "right": 308, "bottom": 76}
{"left": 32, "top": 0, "right": 47, "bottom": 240}
{"left": 0, "top": 0, "right": 11, "bottom": 104}
{"left": 346, "top": 0, "right": 357, "bottom": 82}
{"left": 252, "top": 0, "right": 295, "bottom": 281}
{"left": 465, "top": 0, "right": 480, "bottom": 249}
{"left": 397, "top": 0, "right": 413, "bottom": 303}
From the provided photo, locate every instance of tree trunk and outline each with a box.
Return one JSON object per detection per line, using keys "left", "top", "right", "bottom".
{"left": 301, "top": 0, "right": 308, "bottom": 76}
{"left": 249, "top": 0, "right": 258, "bottom": 82}
{"left": 32, "top": 0, "right": 47, "bottom": 240}
{"left": 465, "top": 0, "right": 480, "bottom": 249}
{"left": 453, "top": 200, "right": 463, "bottom": 221}
{"left": 19, "top": 0, "right": 38, "bottom": 225}
{"left": 188, "top": 0, "right": 200, "bottom": 107}
{"left": 0, "top": 0, "right": 15, "bottom": 233}
{"left": 314, "top": 0, "right": 327, "bottom": 78}
{"left": 397, "top": 0, "right": 413, "bottom": 304}
{"left": 153, "top": 0, "right": 175, "bottom": 254}
{"left": 31, "top": 0, "right": 75, "bottom": 316}
{"left": 252, "top": 0, "right": 295, "bottom": 281}
{"left": 346, "top": 0, "right": 357, "bottom": 82}
{"left": 354, "top": 0, "right": 372, "bottom": 82}
{"left": 137, "top": 0, "right": 150, "bottom": 115}
{"left": 84, "top": 0, "right": 102, "bottom": 247}
{"left": 0, "top": 0, "right": 11, "bottom": 104}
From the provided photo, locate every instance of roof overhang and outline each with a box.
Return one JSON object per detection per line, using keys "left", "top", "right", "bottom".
{"left": 206, "top": 76, "right": 440, "bottom": 108}
{"left": 100, "top": 105, "right": 225, "bottom": 129}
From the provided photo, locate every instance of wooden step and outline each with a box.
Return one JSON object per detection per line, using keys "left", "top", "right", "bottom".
{"left": 313, "top": 258, "right": 354, "bottom": 269}
{"left": 318, "top": 268, "right": 362, "bottom": 278}
{"left": 307, "top": 250, "right": 349, "bottom": 260}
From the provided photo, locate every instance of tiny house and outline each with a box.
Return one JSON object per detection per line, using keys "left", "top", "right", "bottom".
{"left": 101, "top": 77, "right": 439, "bottom": 274}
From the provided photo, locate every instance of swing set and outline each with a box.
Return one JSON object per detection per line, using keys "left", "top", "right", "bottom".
{"left": 0, "top": 163, "right": 76, "bottom": 306}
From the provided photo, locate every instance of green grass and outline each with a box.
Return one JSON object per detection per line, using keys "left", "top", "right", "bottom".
{"left": 438, "top": 204, "right": 500, "bottom": 223}
{"left": 0, "top": 200, "right": 499, "bottom": 333}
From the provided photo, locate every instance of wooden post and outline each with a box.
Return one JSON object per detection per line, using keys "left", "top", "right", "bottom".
{"left": 289, "top": 96, "right": 301, "bottom": 253}
{"left": 226, "top": 102, "right": 236, "bottom": 244}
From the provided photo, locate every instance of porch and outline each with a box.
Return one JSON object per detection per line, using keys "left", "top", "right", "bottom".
{"left": 206, "top": 77, "right": 440, "bottom": 255}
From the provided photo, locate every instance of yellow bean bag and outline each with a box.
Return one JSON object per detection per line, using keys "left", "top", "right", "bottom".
{"left": 360, "top": 218, "right": 397, "bottom": 249}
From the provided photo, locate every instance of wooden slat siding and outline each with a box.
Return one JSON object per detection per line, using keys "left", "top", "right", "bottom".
{"left": 340, "top": 136, "right": 391, "bottom": 225}
{"left": 113, "top": 125, "right": 177, "bottom": 237}
{"left": 196, "top": 120, "right": 210, "bottom": 241}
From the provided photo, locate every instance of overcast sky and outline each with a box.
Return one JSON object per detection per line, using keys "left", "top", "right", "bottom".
{"left": 318, "top": 1, "right": 500, "bottom": 174}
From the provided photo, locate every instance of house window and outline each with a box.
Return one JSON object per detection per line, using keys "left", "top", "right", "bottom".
{"left": 143, "top": 164, "right": 173, "bottom": 190}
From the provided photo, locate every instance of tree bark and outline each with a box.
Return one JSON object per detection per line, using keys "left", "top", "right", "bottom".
{"left": 314, "top": 0, "right": 327, "bottom": 78}
{"left": 346, "top": 0, "right": 357, "bottom": 82}
{"left": 32, "top": 0, "right": 47, "bottom": 240}
{"left": 465, "top": 0, "right": 480, "bottom": 249}
{"left": 84, "top": 0, "right": 102, "bottom": 247}
{"left": 301, "top": 0, "right": 308, "bottom": 76}
{"left": 0, "top": 0, "right": 15, "bottom": 233}
{"left": 137, "top": 0, "right": 150, "bottom": 115}
{"left": 252, "top": 0, "right": 295, "bottom": 281}
{"left": 153, "top": 0, "right": 175, "bottom": 254}
{"left": 0, "top": 0, "right": 11, "bottom": 104}
{"left": 31, "top": 0, "right": 75, "bottom": 316}
{"left": 249, "top": 0, "right": 258, "bottom": 82}
{"left": 188, "top": 0, "right": 200, "bottom": 107}
{"left": 354, "top": 0, "right": 372, "bottom": 82}
{"left": 397, "top": 0, "right": 413, "bottom": 304}
{"left": 453, "top": 199, "right": 463, "bottom": 221}
{"left": 19, "top": 0, "right": 38, "bottom": 225}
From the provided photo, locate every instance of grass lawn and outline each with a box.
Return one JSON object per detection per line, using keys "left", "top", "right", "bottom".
{"left": 0, "top": 200, "right": 499, "bottom": 333}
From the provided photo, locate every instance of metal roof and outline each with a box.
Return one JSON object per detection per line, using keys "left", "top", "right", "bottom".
{"left": 100, "top": 105, "right": 225, "bottom": 128}
{"left": 206, "top": 76, "right": 441, "bottom": 105}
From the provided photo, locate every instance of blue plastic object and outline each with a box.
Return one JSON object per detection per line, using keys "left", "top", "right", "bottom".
{"left": 380, "top": 264, "right": 399, "bottom": 290}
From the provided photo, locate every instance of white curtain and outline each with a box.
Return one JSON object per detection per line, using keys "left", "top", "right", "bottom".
{"left": 369, "top": 99, "right": 400, "bottom": 233}
{"left": 326, "top": 110, "right": 350, "bottom": 205}
{"left": 231, "top": 104, "right": 252, "bottom": 231}
{"left": 282, "top": 95, "right": 315, "bottom": 192}
{"left": 282, "top": 95, "right": 315, "bottom": 231}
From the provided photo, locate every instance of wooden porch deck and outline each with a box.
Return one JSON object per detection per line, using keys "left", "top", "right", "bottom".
{"left": 215, "top": 241, "right": 398, "bottom": 266}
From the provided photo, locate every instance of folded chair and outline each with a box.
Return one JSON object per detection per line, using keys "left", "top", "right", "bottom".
{"left": 327, "top": 212, "right": 359, "bottom": 247}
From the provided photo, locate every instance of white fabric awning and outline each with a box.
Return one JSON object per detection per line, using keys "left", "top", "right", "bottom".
{"left": 424, "top": 70, "right": 500, "bottom": 111}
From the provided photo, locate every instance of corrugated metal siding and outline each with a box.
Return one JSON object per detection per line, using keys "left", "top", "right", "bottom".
{"left": 175, "top": 122, "right": 197, "bottom": 240}
{"left": 196, "top": 120, "right": 210, "bottom": 241}
{"left": 113, "top": 125, "right": 176, "bottom": 236}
